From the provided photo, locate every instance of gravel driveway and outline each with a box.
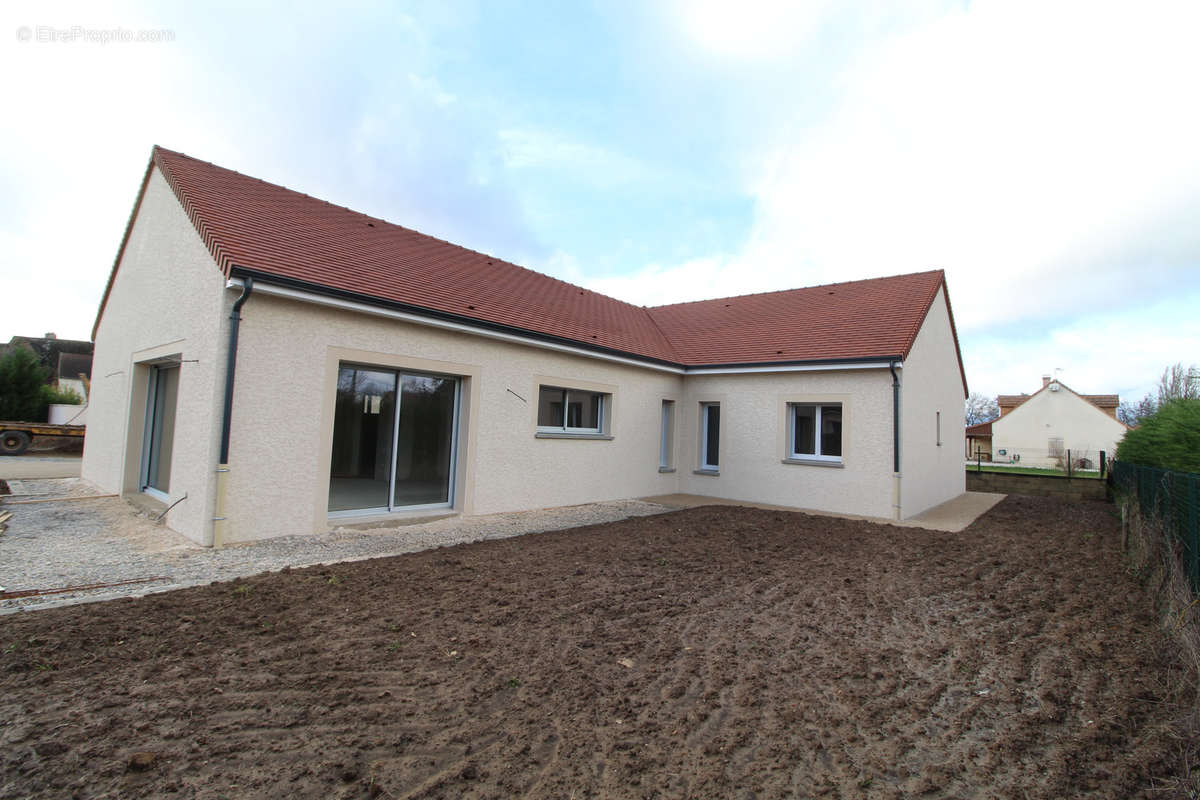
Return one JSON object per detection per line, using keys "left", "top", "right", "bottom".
{"left": 0, "top": 478, "right": 673, "bottom": 614}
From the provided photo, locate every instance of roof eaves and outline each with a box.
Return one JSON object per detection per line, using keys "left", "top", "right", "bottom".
{"left": 230, "top": 267, "right": 686, "bottom": 370}
{"left": 682, "top": 355, "right": 904, "bottom": 371}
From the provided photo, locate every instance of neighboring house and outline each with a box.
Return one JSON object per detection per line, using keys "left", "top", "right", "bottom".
{"left": 56, "top": 351, "right": 92, "bottom": 398}
{"left": 2, "top": 334, "right": 93, "bottom": 395}
{"left": 965, "top": 421, "right": 992, "bottom": 460}
{"left": 992, "top": 376, "right": 1127, "bottom": 468}
{"left": 82, "top": 146, "right": 969, "bottom": 546}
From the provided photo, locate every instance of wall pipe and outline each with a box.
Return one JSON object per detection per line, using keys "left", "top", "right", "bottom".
{"left": 889, "top": 360, "right": 901, "bottom": 520}
{"left": 213, "top": 277, "right": 252, "bottom": 548}
{"left": 219, "top": 277, "right": 253, "bottom": 463}
{"left": 888, "top": 360, "right": 900, "bottom": 474}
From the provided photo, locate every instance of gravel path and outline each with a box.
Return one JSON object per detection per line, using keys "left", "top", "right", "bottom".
{"left": 0, "top": 479, "right": 674, "bottom": 614}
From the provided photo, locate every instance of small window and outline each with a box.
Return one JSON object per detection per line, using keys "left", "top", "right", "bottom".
{"left": 660, "top": 400, "right": 675, "bottom": 469}
{"left": 537, "top": 385, "right": 606, "bottom": 433}
{"left": 789, "top": 403, "right": 842, "bottom": 461}
{"left": 700, "top": 402, "right": 720, "bottom": 470}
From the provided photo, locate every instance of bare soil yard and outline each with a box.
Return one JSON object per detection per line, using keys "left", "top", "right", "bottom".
{"left": 1, "top": 496, "right": 1193, "bottom": 798}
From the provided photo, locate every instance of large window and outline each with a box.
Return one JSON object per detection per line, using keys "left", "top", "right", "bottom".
{"left": 700, "top": 402, "right": 720, "bottom": 471}
{"left": 537, "top": 386, "right": 606, "bottom": 434}
{"left": 789, "top": 403, "right": 842, "bottom": 462}
{"left": 329, "top": 365, "right": 460, "bottom": 514}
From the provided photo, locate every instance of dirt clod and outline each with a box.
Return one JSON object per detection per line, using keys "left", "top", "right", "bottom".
{"left": 126, "top": 752, "right": 157, "bottom": 771}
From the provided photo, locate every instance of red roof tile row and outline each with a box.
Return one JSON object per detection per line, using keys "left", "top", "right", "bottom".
{"left": 95, "top": 147, "right": 965, "bottom": 378}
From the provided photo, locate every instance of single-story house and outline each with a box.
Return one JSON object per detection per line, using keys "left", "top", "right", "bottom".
{"left": 992, "top": 376, "right": 1127, "bottom": 468}
{"left": 965, "top": 421, "right": 992, "bottom": 460}
{"left": 82, "top": 146, "right": 969, "bottom": 546}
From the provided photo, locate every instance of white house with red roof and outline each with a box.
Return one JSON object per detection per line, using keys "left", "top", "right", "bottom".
{"left": 991, "top": 376, "right": 1127, "bottom": 469}
{"left": 82, "top": 147, "right": 969, "bottom": 545}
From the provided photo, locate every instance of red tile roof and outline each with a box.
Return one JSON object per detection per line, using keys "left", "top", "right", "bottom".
{"left": 94, "top": 147, "right": 966, "bottom": 382}
{"left": 999, "top": 388, "right": 1119, "bottom": 412}
{"left": 647, "top": 271, "right": 948, "bottom": 366}
{"left": 998, "top": 382, "right": 1123, "bottom": 424}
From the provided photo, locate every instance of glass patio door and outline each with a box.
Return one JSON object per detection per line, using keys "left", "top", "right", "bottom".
{"left": 140, "top": 363, "right": 179, "bottom": 501}
{"left": 328, "top": 365, "right": 459, "bottom": 514}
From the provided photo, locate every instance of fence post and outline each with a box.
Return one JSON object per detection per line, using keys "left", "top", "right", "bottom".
{"left": 1067, "top": 449, "right": 1072, "bottom": 479}
{"left": 977, "top": 453, "right": 981, "bottom": 473}
{"left": 1100, "top": 451, "right": 1106, "bottom": 479}
{"left": 1190, "top": 475, "right": 1200, "bottom": 594}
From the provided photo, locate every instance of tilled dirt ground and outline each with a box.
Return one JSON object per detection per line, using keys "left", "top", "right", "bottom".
{"left": 1, "top": 496, "right": 1193, "bottom": 799}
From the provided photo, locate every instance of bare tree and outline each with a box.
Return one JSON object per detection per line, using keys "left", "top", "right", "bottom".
{"left": 1117, "top": 363, "right": 1198, "bottom": 426}
{"left": 965, "top": 392, "right": 999, "bottom": 426}
{"left": 1118, "top": 394, "right": 1157, "bottom": 427}
{"left": 1157, "top": 363, "right": 1200, "bottom": 405}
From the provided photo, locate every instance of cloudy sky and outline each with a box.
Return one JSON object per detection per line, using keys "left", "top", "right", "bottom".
{"left": 2, "top": 0, "right": 1197, "bottom": 403}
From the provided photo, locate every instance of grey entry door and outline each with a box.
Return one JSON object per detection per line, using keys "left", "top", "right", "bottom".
{"left": 140, "top": 364, "right": 180, "bottom": 500}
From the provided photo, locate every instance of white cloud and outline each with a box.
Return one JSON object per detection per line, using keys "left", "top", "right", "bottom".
{"left": 0, "top": 0, "right": 191, "bottom": 341}
{"left": 498, "top": 128, "right": 653, "bottom": 188}
{"left": 963, "top": 294, "right": 1200, "bottom": 401}
{"left": 674, "top": 0, "right": 833, "bottom": 61}
{"left": 600, "top": 0, "right": 1200, "bottom": 337}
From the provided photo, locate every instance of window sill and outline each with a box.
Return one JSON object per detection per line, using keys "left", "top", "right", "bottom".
{"left": 658, "top": 467, "right": 676, "bottom": 474}
{"left": 693, "top": 468, "right": 720, "bottom": 476}
{"left": 782, "top": 457, "right": 844, "bottom": 469}
{"left": 535, "top": 432, "right": 614, "bottom": 440}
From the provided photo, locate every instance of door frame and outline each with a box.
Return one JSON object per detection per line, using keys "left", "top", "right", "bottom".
{"left": 139, "top": 361, "right": 180, "bottom": 502}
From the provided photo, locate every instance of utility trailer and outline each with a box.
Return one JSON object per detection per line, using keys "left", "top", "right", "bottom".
{"left": 0, "top": 422, "right": 86, "bottom": 456}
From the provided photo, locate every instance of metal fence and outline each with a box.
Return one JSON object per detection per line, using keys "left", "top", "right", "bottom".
{"left": 968, "top": 448, "right": 1108, "bottom": 478}
{"left": 1113, "top": 461, "right": 1200, "bottom": 593}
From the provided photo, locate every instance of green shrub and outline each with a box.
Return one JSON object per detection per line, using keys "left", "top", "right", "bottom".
{"left": 0, "top": 347, "right": 51, "bottom": 421}
{"left": 41, "top": 385, "right": 83, "bottom": 405}
{"left": 1116, "top": 399, "right": 1200, "bottom": 473}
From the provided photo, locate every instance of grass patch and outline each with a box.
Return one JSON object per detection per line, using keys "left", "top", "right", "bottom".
{"left": 968, "top": 464, "right": 1102, "bottom": 479}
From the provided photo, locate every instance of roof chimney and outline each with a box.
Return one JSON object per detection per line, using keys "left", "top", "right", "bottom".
{"left": 44, "top": 332, "right": 57, "bottom": 340}
{"left": 1042, "top": 374, "right": 1051, "bottom": 388}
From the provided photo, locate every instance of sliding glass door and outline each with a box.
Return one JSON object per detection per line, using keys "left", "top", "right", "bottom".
{"left": 328, "top": 365, "right": 459, "bottom": 514}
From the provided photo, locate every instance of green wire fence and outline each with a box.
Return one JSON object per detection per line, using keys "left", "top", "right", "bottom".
{"left": 1113, "top": 461, "right": 1200, "bottom": 593}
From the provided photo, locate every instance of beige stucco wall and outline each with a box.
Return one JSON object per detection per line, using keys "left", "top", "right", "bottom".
{"left": 992, "top": 385, "right": 1126, "bottom": 467}
{"left": 221, "top": 292, "right": 687, "bottom": 542}
{"left": 675, "top": 370, "right": 897, "bottom": 519}
{"left": 899, "top": 287, "right": 967, "bottom": 517}
{"left": 81, "top": 166, "right": 229, "bottom": 544}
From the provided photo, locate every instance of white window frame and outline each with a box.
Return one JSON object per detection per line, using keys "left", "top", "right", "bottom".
{"left": 787, "top": 402, "right": 843, "bottom": 463}
{"left": 537, "top": 385, "right": 606, "bottom": 435}
{"left": 700, "top": 402, "right": 720, "bottom": 471}
{"left": 659, "top": 399, "right": 675, "bottom": 470}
